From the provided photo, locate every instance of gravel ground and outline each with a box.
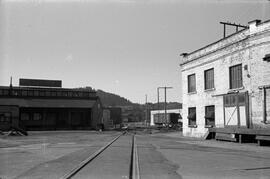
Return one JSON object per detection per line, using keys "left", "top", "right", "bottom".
{"left": 0, "top": 131, "right": 120, "bottom": 179}
{"left": 1, "top": 130, "right": 270, "bottom": 179}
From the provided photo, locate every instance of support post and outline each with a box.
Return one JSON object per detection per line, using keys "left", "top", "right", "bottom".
{"left": 236, "top": 93, "right": 240, "bottom": 127}
{"left": 158, "top": 86, "right": 172, "bottom": 125}
{"left": 164, "top": 87, "right": 167, "bottom": 124}
{"left": 239, "top": 134, "right": 242, "bottom": 143}
{"left": 157, "top": 88, "right": 160, "bottom": 123}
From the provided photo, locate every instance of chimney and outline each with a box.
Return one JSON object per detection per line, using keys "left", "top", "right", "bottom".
{"left": 248, "top": 19, "right": 261, "bottom": 35}
{"left": 180, "top": 53, "right": 188, "bottom": 57}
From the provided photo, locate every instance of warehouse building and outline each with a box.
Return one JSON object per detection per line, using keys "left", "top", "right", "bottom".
{"left": 180, "top": 19, "right": 270, "bottom": 142}
{"left": 102, "top": 107, "right": 122, "bottom": 129}
{"left": 0, "top": 79, "right": 103, "bottom": 131}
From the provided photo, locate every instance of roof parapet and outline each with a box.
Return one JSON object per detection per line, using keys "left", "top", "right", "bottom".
{"left": 248, "top": 19, "right": 261, "bottom": 26}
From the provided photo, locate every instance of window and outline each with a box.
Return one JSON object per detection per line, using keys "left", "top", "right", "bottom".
{"left": 51, "top": 91, "right": 57, "bottom": 97}
{"left": 21, "top": 113, "right": 30, "bottom": 121}
{"left": 45, "top": 91, "right": 51, "bottom": 97}
{"left": 0, "top": 114, "right": 5, "bottom": 122}
{"left": 62, "top": 91, "right": 68, "bottom": 97}
{"left": 229, "top": 64, "right": 242, "bottom": 89}
{"left": 21, "top": 90, "right": 27, "bottom": 96}
{"left": 39, "top": 90, "right": 45, "bottom": 97}
{"left": 188, "top": 107, "right": 196, "bottom": 127}
{"left": 78, "top": 92, "right": 83, "bottom": 97}
{"left": 83, "top": 92, "right": 89, "bottom": 97}
{"left": 205, "top": 106, "right": 215, "bottom": 127}
{"left": 68, "top": 91, "right": 73, "bottom": 97}
{"left": 0, "top": 89, "right": 9, "bottom": 96}
{"left": 12, "top": 90, "right": 20, "bottom": 96}
{"left": 188, "top": 74, "right": 196, "bottom": 93}
{"left": 204, "top": 68, "right": 214, "bottom": 90}
{"left": 28, "top": 90, "right": 34, "bottom": 96}
{"left": 224, "top": 93, "right": 246, "bottom": 107}
{"left": 88, "top": 93, "right": 94, "bottom": 97}
{"left": 33, "top": 113, "right": 42, "bottom": 121}
{"left": 34, "top": 90, "right": 39, "bottom": 96}
{"left": 73, "top": 91, "right": 79, "bottom": 97}
{"left": 2, "top": 89, "right": 9, "bottom": 95}
{"left": 0, "top": 113, "right": 11, "bottom": 123}
{"left": 263, "top": 54, "right": 270, "bottom": 62}
{"left": 57, "top": 91, "right": 62, "bottom": 97}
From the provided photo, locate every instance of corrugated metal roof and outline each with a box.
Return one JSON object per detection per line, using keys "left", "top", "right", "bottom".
{"left": 0, "top": 98, "right": 97, "bottom": 108}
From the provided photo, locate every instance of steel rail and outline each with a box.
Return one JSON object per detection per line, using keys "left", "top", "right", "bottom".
{"left": 130, "top": 134, "right": 140, "bottom": 179}
{"left": 59, "top": 132, "right": 125, "bottom": 179}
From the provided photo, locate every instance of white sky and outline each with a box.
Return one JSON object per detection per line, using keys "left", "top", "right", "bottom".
{"left": 0, "top": 0, "right": 269, "bottom": 104}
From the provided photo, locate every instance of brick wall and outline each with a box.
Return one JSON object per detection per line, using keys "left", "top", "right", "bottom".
{"left": 180, "top": 20, "right": 270, "bottom": 137}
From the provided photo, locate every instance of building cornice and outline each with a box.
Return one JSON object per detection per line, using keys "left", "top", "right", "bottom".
{"left": 181, "top": 40, "right": 270, "bottom": 72}
{"left": 180, "top": 19, "right": 270, "bottom": 67}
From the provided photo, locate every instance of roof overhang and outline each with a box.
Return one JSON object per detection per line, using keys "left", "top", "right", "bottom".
{"left": 0, "top": 98, "right": 97, "bottom": 108}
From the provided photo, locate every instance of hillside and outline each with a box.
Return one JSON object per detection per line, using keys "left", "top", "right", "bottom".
{"left": 77, "top": 87, "right": 181, "bottom": 109}
{"left": 96, "top": 90, "right": 134, "bottom": 107}
{"left": 96, "top": 90, "right": 182, "bottom": 109}
{"left": 77, "top": 87, "right": 181, "bottom": 122}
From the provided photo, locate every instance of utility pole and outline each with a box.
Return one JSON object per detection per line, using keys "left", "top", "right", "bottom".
{"left": 9, "top": 76, "right": 13, "bottom": 95}
{"left": 145, "top": 94, "right": 148, "bottom": 126}
{"left": 158, "top": 86, "right": 173, "bottom": 125}
{"left": 157, "top": 87, "right": 161, "bottom": 123}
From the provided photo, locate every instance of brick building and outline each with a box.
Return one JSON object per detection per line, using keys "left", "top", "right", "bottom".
{"left": 180, "top": 20, "right": 270, "bottom": 139}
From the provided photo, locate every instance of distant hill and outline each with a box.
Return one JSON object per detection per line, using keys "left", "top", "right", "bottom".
{"left": 96, "top": 90, "right": 134, "bottom": 107}
{"left": 77, "top": 87, "right": 181, "bottom": 122}
{"left": 76, "top": 86, "right": 135, "bottom": 107}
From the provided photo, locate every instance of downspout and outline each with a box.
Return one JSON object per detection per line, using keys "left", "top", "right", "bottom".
{"left": 259, "top": 85, "right": 270, "bottom": 124}
{"left": 262, "top": 87, "right": 266, "bottom": 123}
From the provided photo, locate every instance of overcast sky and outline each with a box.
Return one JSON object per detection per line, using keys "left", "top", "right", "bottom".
{"left": 0, "top": 0, "right": 269, "bottom": 104}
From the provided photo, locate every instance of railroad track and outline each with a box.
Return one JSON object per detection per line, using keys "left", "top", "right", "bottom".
{"left": 59, "top": 131, "right": 140, "bottom": 179}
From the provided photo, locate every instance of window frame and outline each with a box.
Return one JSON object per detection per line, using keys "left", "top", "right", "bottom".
{"left": 0, "top": 112, "right": 11, "bottom": 123}
{"left": 204, "top": 68, "right": 215, "bottom": 90}
{"left": 205, "top": 105, "right": 215, "bottom": 128}
{"left": 229, "top": 64, "right": 243, "bottom": 89}
{"left": 187, "top": 74, "right": 196, "bottom": 93}
{"left": 21, "top": 113, "right": 31, "bottom": 121}
{"left": 33, "top": 113, "right": 42, "bottom": 121}
{"left": 224, "top": 93, "right": 246, "bottom": 107}
{"left": 188, "top": 107, "right": 197, "bottom": 127}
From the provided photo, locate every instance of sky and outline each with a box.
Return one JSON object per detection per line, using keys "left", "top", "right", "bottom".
{"left": 0, "top": 0, "right": 269, "bottom": 104}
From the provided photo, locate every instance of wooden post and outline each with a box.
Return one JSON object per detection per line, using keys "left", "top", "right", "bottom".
{"left": 257, "top": 139, "right": 261, "bottom": 146}
{"left": 239, "top": 134, "right": 242, "bottom": 143}
{"left": 236, "top": 93, "right": 240, "bottom": 127}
